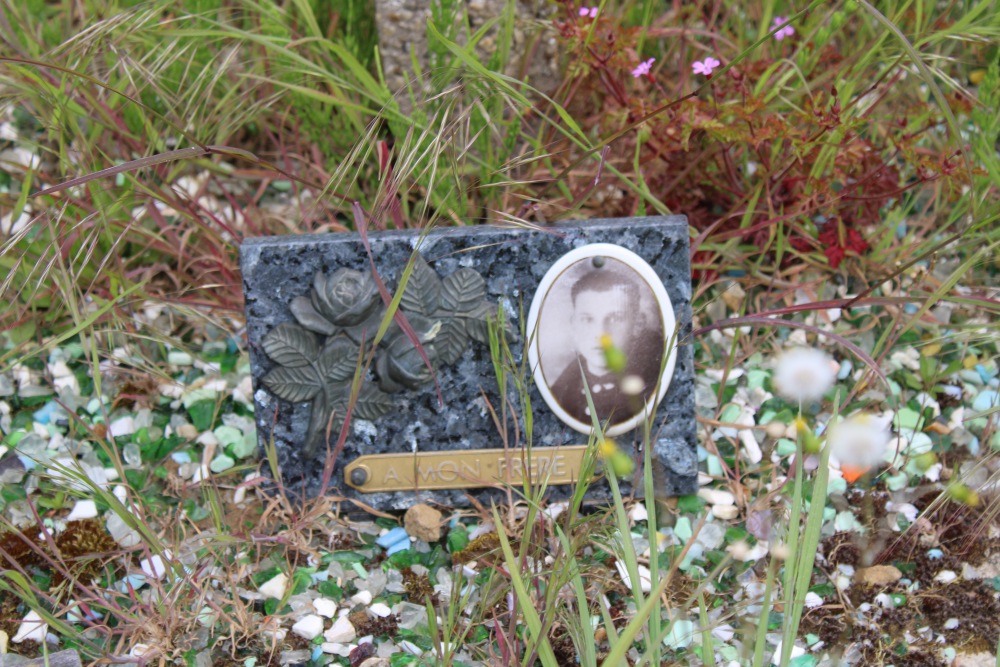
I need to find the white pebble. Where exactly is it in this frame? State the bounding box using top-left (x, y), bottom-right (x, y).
top-left (314, 598), bottom-right (337, 618)
top-left (614, 561), bottom-right (652, 593)
top-left (106, 513), bottom-right (142, 548)
top-left (196, 431), bottom-right (219, 447)
top-left (739, 430), bottom-right (763, 463)
top-left (53, 374), bottom-right (80, 395)
top-left (66, 500), bottom-right (98, 521)
top-left (158, 382), bottom-right (184, 399)
top-left (368, 603), bottom-right (391, 617)
top-left (258, 573), bottom-right (288, 599)
top-left (167, 351), bottom-right (193, 365)
top-left (765, 422), bottom-right (786, 439)
top-left (140, 553), bottom-right (170, 579)
top-left (399, 640), bottom-right (423, 655)
top-left (292, 614), bottom-right (325, 640)
top-left (48, 361), bottom-right (73, 379)
top-left (321, 643), bottom-right (356, 657)
top-left (771, 639), bottom-right (805, 662)
top-left (804, 592), bottom-right (823, 608)
top-left (784, 422), bottom-right (799, 440)
top-left (886, 502), bottom-right (919, 523)
top-left (351, 590), bottom-right (373, 606)
top-left (11, 611), bottom-right (46, 644)
top-left (697, 488), bottom-right (735, 506)
top-left (934, 570), bottom-right (957, 583)
top-left (628, 503), bottom-right (648, 523)
top-left (112, 484), bottom-right (128, 504)
top-left (944, 618), bottom-right (959, 630)
top-left (712, 504), bottom-right (739, 520)
top-left (323, 616), bottom-right (356, 643)
top-left (109, 416), bottom-right (136, 437)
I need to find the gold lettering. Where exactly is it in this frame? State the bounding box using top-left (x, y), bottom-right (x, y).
top-left (497, 454), bottom-right (570, 483)
top-left (416, 460), bottom-right (483, 485)
top-left (459, 460), bottom-right (482, 482)
top-left (383, 466), bottom-right (401, 484)
top-left (552, 455), bottom-right (567, 477)
top-left (347, 446), bottom-right (589, 492)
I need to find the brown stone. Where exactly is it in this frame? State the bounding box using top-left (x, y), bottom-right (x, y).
top-left (720, 281), bottom-right (746, 312)
top-left (952, 653), bottom-right (997, 667)
top-left (404, 503), bottom-right (443, 543)
top-left (854, 565), bottom-right (903, 587)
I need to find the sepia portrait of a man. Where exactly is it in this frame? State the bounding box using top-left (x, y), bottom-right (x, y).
top-left (529, 247), bottom-right (674, 435)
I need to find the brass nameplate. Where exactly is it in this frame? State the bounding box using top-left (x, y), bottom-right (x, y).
top-left (344, 446), bottom-right (591, 492)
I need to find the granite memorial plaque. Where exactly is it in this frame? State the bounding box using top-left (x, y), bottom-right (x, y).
top-left (241, 217), bottom-right (697, 509)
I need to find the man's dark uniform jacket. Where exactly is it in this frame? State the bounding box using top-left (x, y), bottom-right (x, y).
top-left (547, 332), bottom-right (663, 428)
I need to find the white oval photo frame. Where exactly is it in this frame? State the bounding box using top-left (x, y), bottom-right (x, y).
top-left (527, 243), bottom-right (677, 436)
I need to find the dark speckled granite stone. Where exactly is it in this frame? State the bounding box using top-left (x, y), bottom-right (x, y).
top-left (240, 217), bottom-right (696, 509)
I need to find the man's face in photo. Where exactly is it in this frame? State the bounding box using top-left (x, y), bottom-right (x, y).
top-left (571, 285), bottom-right (635, 375)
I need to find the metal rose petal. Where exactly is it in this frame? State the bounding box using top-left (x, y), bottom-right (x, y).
top-left (290, 296), bottom-right (337, 335)
top-left (311, 271), bottom-right (335, 319)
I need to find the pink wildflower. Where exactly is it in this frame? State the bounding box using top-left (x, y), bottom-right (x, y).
top-left (772, 16), bottom-right (795, 41)
top-left (631, 57), bottom-right (655, 78)
top-left (691, 57), bottom-right (720, 76)
top-left (579, 6), bottom-right (598, 18)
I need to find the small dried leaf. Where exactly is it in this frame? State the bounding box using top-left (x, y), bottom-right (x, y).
top-left (263, 322), bottom-right (319, 368)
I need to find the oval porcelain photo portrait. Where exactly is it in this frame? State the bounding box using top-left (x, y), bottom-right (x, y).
top-left (527, 244), bottom-right (678, 436)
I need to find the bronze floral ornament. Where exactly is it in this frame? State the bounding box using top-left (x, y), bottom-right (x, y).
top-left (260, 253), bottom-right (504, 456)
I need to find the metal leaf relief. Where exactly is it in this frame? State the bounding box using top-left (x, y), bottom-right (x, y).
top-left (262, 366), bottom-right (323, 403)
top-left (354, 385), bottom-right (395, 421)
top-left (319, 337), bottom-right (360, 383)
top-left (463, 301), bottom-right (498, 344)
top-left (440, 268), bottom-right (485, 313)
top-left (399, 254), bottom-right (442, 316)
top-left (434, 318), bottom-right (468, 366)
top-left (259, 251), bottom-right (507, 456)
top-left (262, 323), bottom-right (318, 368)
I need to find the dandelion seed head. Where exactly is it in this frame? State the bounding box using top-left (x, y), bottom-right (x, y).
top-left (773, 347), bottom-right (837, 404)
top-left (829, 412), bottom-right (892, 483)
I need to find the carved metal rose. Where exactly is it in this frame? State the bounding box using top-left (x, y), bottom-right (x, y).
top-left (261, 253), bottom-right (509, 456)
top-left (291, 269), bottom-right (381, 337)
top-left (375, 337), bottom-right (434, 392)
top-left (312, 268), bottom-right (379, 326)
top-left (376, 317), bottom-right (441, 392)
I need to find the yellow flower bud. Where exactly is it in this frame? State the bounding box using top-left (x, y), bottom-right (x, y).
top-left (795, 417), bottom-right (821, 454)
top-left (913, 452), bottom-right (938, 471)
top-left (946, 483), bottom-right (980, 507)
top-left (599, 334), bottom-right (628, 374)
top-left (598, 438), bottom-right (635, 478)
